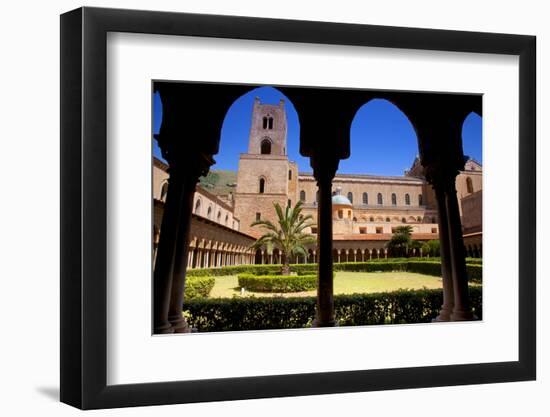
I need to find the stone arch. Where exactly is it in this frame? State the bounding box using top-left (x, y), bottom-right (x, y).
top-left (260, 137), bottom-right (272, 154)
top-left (194, 198), bottom-right (201, 215)
top-left (160, 181), bottom-right (168, 202)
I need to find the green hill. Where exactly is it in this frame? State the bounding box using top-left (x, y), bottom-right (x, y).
top-left (199, 170), bottom-right (238, 196)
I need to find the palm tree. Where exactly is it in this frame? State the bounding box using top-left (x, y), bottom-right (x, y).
top-left (387, 225), bottom-right (413, 258)
top-left (250, 201), bottom-right (316, 275)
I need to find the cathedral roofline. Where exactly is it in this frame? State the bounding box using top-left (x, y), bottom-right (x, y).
top-left (153, 157), bottom-right (169, 172)
top-left (298, 171), bottom-right (425, 183)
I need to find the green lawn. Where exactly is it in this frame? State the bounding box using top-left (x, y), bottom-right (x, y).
top-left (208, 271), bottom-right (444, 298)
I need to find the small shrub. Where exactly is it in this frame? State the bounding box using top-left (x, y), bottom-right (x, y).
top-left (184, 276), bottom-right (215, 299)
top-left (238, 273), bottom-right (317, 292)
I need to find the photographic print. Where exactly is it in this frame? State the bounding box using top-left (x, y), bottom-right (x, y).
top-left (152, 81), bottom-right (482, 334)
top-left (60, 7), bottom-right (535, 408)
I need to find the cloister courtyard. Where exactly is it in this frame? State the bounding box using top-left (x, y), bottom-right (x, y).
top-left (209, 271), bottom-right (453, 298)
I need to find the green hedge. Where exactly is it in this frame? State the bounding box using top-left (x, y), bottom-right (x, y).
top-left (406, 261), bottom-right (482, 284)
top-left (187, 264), bottom-right (282, 277)
top-left (183, 286), bottom-right (482, 332)
top-left (237, 273), bottom-right (317, 292)
top-left (187, 260), bottom-right (482, 283)
top-left (184, 277), bottom-right (215, 299)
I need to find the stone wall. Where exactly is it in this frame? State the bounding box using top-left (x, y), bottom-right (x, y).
top-left (461, 190), bottom-right (482, 234)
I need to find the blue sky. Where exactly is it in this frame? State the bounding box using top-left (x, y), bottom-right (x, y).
top-left (153, 86), bottom-right (482, 175)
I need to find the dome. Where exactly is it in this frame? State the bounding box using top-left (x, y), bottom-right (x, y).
top-left (332, 194), bottom-right (352, 206)
top-left (331, 187), bottom-right (352, 206)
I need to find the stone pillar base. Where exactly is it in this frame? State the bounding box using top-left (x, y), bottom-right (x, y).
top-left (168, 315), bottom-right (192, 333)
top-left (154, 322), bottom-right (174, 334)
top-left (433, 313), bottom-right (451, 322)
top-left (450, 309), bottom-right (477, 321)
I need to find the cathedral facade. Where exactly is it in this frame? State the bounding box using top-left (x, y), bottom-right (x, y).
top-left (153, 98), bottom-right (482, 267)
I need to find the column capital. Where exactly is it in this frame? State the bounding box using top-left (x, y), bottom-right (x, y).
top-left (310, 153), bottom-right (340, 186)
top-left (423, 162), bottom-right (462, 192)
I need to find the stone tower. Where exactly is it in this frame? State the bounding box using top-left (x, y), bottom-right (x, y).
top-left (234, 98), bottom-right (298, 238)
top-left (247, 97), bottom-right (288, 156)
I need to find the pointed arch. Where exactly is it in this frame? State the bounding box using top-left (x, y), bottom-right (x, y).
top-left (260, 138), bottom-right (272, 155)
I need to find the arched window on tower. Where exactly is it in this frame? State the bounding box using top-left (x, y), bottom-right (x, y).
top-left (259, 178), bottom-right (265, 194)
top-left (288, 170), bottom-right (292, 180)
top-left (300, 190), bottom-right (306, 202)
top-left (391, 193), bottom-right (397, 206)
top-left (207, 206), bottom-right (212, 219)
top-left (347, 192), bottom-right (353, 204)
top-left (418, 194), bottom-right (423, 206)
top-left (362, 192), bottom-right (368, 205)
top-left (405, 193), bottom-right (411, 205)
top-left (194, 199), bottom-right (201, 214)
top-left (466, 177), bottom-right (474, 194)
top-left (377, 193), bottom-right (383, 205)
top-left (262, 116), bottom-right (274, 130)
top-left (260, 139), bottom-right (271, 155)
top-left (160, 181), bottom-right (168, 202)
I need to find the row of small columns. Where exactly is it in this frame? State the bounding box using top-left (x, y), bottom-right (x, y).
top-left (255, 250), bottom-right (316, 264)
top-left (333, 247), bottom-right (429, 262)
top-left (188, 247), bottom-right (255, 269)
top-left (335, 248), bottom-right (386, 262)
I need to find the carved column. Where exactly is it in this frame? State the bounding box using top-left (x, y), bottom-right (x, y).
top-left (311, 155), bottom-right (339, 327)
top-left (153, 167), bottom-right (185, 334)
top-left (168, 155), bottom-right (214, 333)
top-left (430, 180), bottom-right (455, 322)
top-left (445, 183), bottom-right (475, 321)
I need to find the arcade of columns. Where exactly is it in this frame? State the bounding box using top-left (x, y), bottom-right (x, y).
top-left (153, 82), bottom-right (480, 333)
top-left (187, 238), bottom-right (255, 269)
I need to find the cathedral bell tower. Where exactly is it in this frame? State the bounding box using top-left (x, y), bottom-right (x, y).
top-left (247, 97), bottom-right (288, 156)
top-left (234, 97), bottom-right (297, 238)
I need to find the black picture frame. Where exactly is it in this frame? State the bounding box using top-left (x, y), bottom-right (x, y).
top-left (60, 6), bottom-right (536, 410)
